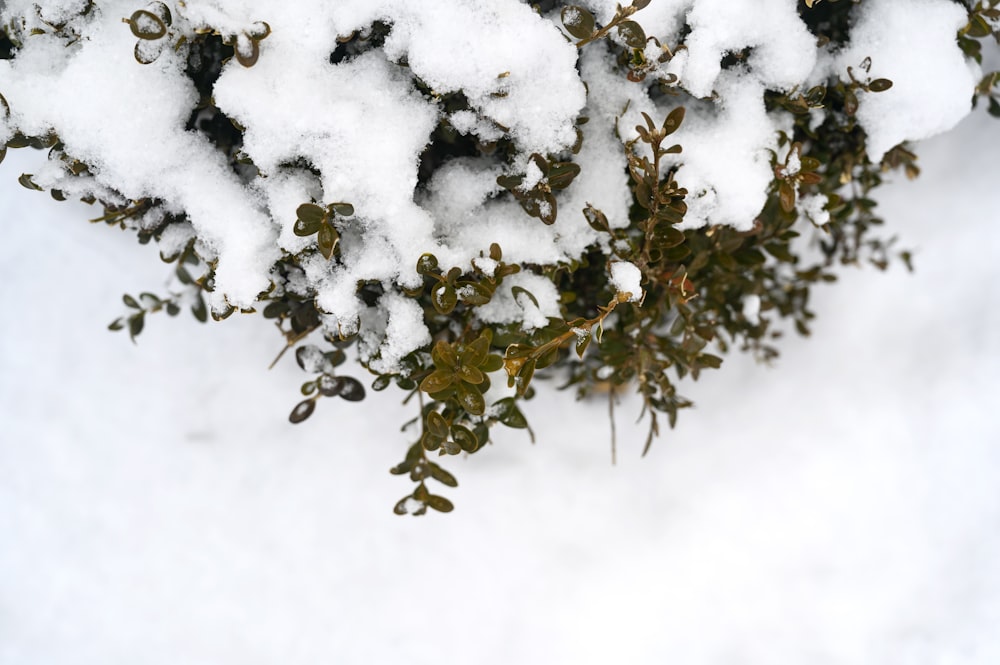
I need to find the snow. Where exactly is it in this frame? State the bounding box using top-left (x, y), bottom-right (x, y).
top-left (610, 260), bottom-right (643, 303)
top-left (0, 0), bottom-right (985, 371)
top-left (3, 12), bottom-right (999, 660)
top-left (742, 293), bottom-right (761, 326)
top-left (835, 0), bottom-right (980, 162)
top-left (2, 107), bottom-right (1000, 661)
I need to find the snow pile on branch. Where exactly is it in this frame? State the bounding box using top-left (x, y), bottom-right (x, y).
top-left (0, 0), bottom-right (981, 372)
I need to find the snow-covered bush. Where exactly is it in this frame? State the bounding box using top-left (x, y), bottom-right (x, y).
top-left (2, 0), bottom-right (998, 514)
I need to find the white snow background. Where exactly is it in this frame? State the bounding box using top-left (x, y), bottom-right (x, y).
top-left (2, 95), bottom-right (1000, 665)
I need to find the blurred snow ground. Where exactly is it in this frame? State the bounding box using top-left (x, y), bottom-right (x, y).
top-left (1, 109), bottom-right (999, 665)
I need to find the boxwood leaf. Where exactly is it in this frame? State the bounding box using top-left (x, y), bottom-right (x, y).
top-left (288, 399), bottom-right (315, 424)
top-left (617, 20), bottom-right (646, 49)
top-left (561, 5), bottom-right (595, 40)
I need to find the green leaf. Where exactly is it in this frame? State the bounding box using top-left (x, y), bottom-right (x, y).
top-left (764, 242), bottom-right (796, 263)
top-left (653, 224), bottom-right (685, 248)
top-left (529, 153), bottom-right (549, 177)
top-left (17, 173), bottom-right (42, 191)
top-left (262, 301), bottom-right (286, 319)
top-left (617, 20), bottom-right (646, 49)
top-left (662, 106), bottom-right (685, 135)
top-left (967, 13), bottom-right (993, 38)
top-left (247, 21), bottom-right (270, 40)
top-left (427, 410), bottom-right (450, 439)
top-left (416, 253), bottom-right (439, 275)
top-left (428, 463), bottom-right (458, 488)
top-left (329, 202), bottom-right (354, 217)
top-left (800, 156), bottom-right (822, 172)
top-left (698, 353), bottom-right (723, 369)
top-left (574, 331), bottom-right (591, 358)
top-left (584, 204), bottom-right (609, 232)
top-left (457, 365), bottom-right (485, 385)
top-left (133, 38), bottom-right (162, 64)
top-left (432, 340), bottom-right (459, 368)
top-left (420, 370), bottom-right (454, 394)
top-left (461, 334), bottom-right (491, 367)
top-left (296, 203), bottom-right (326, 226)
top-left (431, 281), bottom-right (457, 314)
top-left (496, 173), bottom-right (524, 191)
top-left (456, 382), bottom-right (486, 416)
top-left (511, 285), bottom-right (539, 309)
top-left (661, 244), bottom-right (691, 262)
top-left (561, 5), bottom-right (596, 40)
top-left (547, 162), bottom-right (581, 190)
top-left (127, 10), bottom-right (167, 40)
top-left (317, 223), bottom-right (339, 260)
top-left (844, 88), bottom-right (858, 116)
top-left (293, 217), bottom-right (321, 237)
top-left (426, 495), bottom-right (454, 513)
top-left (868, 78), bottom-right (893, 93)
top-left (451, 424), bottom-right (479, 452)
top-left (123, 294), bottom-right (140, 309)
top-left (734, 248), bottom-right (767, 266)
top-left (988, 96), bottom-right (1000, 118)
top-left (192, 295), bottom-right (208, 323)
top-left (318, 375), bottom-right (346, 397)
top-left (288, 399), bottom-right (316, 424)
top-left (538, 192), bottom-right (558, 225)
top-left (338, 377), bottom-right (366, 401)
top-left (779, 180), bottom-right (796, 213)
top-left (108, 318), bottom-right (125, 331)
top-left (422, 432), bottom-right (443, 451)
top-left (481, 354), bottom-right (504, 373)
top-left (458, 281), bottom-right (492, 306)
top-left (234, 37), bottom-right (260, 68)
top-left (496, 398), bottom-right (529, 429)
top-left (515, 359), bottom-right (536, 398)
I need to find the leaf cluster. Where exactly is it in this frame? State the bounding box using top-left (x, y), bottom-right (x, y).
top-left (2, 1), bottom-right (999, 516)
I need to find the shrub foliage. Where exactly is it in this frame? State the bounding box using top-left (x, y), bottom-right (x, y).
top-left (2, 0), bottom-right (998, 514)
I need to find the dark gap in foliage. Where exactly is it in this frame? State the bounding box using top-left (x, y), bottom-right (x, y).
top-left (720, 47), bottom-right (752, 71)
top-left (798, 0), bottom-right (856, 46)
top-left (183, 35), bottom-right (244, 162)
top-left (330, 20), bottom-right (392, 65)
top-left (0, 29), bottom-right (14, 60)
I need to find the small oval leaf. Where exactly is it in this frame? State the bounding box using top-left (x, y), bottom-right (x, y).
top-left (451, 424), bottom-right (479, 453)
top-left (427, 410), bottom-right (450, 439)
top-left (431, 282), bottom-right (457, 314)
top-left (297, 202), bottom-right (325, 224)
top-left (426, 495), bottom-right (454, 513)
top-left (456, 383), bottom-right (486, 416)
top-left (561, 5), bottom-right (596, 40)
top-left (420, 370), bottom-right (454, 394)
top-left (317, 223), bottom-right (339, 260)
top-left (868, 78), bottom-right (893, 93)
top-left (289, 399), bottom-right (316, 424)
top-left (127, 10), bottom-right (166, 40)
top-left (330, 202), bottom-right (354, 217)
top-left (338, 377), bottom-right (366, 402)
top-left (617, 20), bottom-right (647, 49)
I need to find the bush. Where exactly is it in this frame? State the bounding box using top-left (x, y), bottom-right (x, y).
top-left (2, 0), bottom-right (998, 515)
